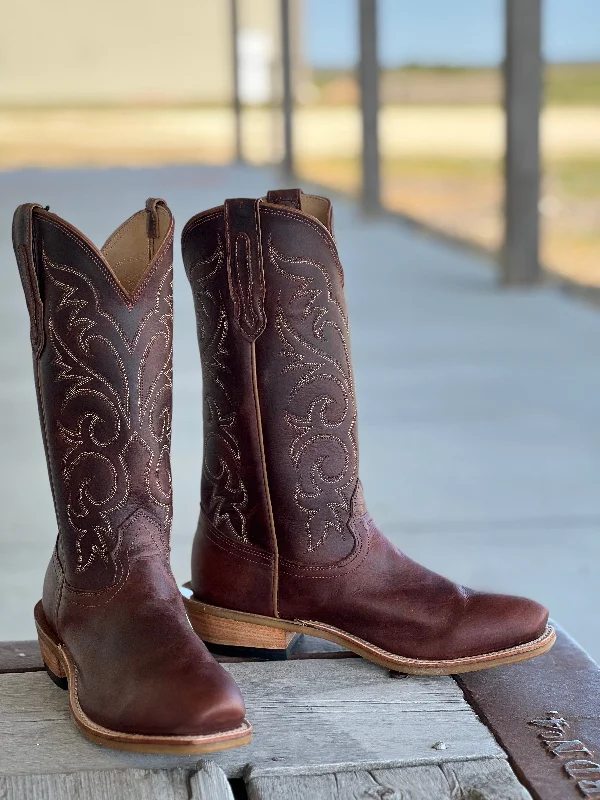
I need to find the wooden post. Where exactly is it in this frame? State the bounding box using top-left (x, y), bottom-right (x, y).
top-left (358, 0), bottom-right (381, 214)
top-left (502, 0), bottom-right (543, 285)
top-left (230, 0), bottom-right (243, 163)
top-left (280, 0), bottom-right (294, 177)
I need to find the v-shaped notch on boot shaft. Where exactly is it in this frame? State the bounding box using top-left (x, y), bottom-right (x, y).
top-left (12, 198), bottom-right (176, 590)
top-left (13, 199), bottom-right (174, 314)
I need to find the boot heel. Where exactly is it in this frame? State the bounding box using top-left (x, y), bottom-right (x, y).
top-left (184, 598), bottom-right (300, 661)
top-left (34, 601), bottom-right (68, 689)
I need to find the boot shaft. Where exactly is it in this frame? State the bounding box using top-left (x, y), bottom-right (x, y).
top-left (14, 201), bottom-right (174, 591)
top-left (183, 191), bottom-right (362, 575)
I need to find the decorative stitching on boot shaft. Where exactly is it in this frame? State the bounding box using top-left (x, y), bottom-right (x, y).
top-left (268, 237), bottom-right (358, 554)
top-left (41, 244), bottom-right (173, 588)
top-left (189, 237), bottom-right (250, 543)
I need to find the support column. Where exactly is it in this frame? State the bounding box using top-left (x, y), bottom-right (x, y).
top-left (503, 0), bottom-right (543, 285)
top-left (230, 0), bottom-right (243, 163)
top-left (280, 0), bottom-right (294, 177)
top-left (358, 0), bottom-right (381, 214)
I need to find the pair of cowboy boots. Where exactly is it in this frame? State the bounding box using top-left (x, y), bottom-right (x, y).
top-left (14, 188), bottom-right (555, 753)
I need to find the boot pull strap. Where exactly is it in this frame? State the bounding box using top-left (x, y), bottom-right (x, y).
top-left (12, 203), bottom-right (45, 356)
top-left (145, 198), bottom-right (167, 260)
top-left (224, 198), bottom-right (266, 341)
top-left (266, 188), bottom-right (302, 210)
top-left (145, 197), bottom-right (167, 239)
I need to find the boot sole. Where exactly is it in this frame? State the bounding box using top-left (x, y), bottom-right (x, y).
top-left (34, 601), bottom-right (252, 754)
top-left (183, 593), bottom-right (556, 675)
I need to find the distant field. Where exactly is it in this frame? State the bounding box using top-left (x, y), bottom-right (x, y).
top-left (312, 63), bottom-right (600, 106)
top-left (297, 154), bottom-right (600, 287)
top-left (0, 64), bottom-right (598, 287)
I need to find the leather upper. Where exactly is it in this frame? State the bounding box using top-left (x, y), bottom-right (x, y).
top-left (14, 202), bottom-right (246, 736)
top-left (183, 190), bottom-right (549, 661)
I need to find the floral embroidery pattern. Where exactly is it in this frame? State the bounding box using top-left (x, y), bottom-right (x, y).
top-left (190, 238), bottom-right (249, 541)
top-left (45, 251), bottom-right (173, 575)
top-left (270, 238), bottom-right (358, 552)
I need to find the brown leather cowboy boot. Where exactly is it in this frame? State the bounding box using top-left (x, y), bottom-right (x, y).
top-left (181, 188), bottom-right (555, 675)
top-left (13, 200), bottom-right (251, 752)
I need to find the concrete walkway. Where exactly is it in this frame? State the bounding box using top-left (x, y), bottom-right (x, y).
top-left (1, 164), bottom-right (599, 660)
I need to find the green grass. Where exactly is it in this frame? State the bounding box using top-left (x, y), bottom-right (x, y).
top-left (545, 64), bottom-right (600, 105)
top-left (547, 157), bottom-right (600, 197)
top-left (310, 63), bottom-right (600, 107)
top-left (299, 154), bottom-right (600, 205)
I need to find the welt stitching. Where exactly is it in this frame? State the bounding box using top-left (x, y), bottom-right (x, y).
top-left (67, 661), bottom-right (249, 739)
top-left (297, 621), bottom-right (552, 665)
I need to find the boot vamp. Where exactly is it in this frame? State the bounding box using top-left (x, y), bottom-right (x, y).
top-left (280, 522), bottom-right (548, 661)
top-left (59, 556), bottom-right (246, 737)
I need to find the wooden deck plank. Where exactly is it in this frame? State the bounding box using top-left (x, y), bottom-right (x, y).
top-left (440, 759), bottom-right (531, 799)
top-left (0, 763), bottom-right (234, 800)
top-left (191, 760), bottom-right (236, 800)
top-left (0, 634), bottom-right (351, 673)
top-left (0, 641), bottom-right (44, 674)
top-left (0, 659), bottom-right (503, 779)
top-left (247, 772), bottom-right (338, 800)
top-left (247, 758), bottom-right (531, 799)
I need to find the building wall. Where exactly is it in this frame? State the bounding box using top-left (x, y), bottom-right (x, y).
top-left (0, 0), bottom-right (283, 106)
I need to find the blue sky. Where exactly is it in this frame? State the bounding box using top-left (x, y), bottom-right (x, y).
top-left (305, 0), bottom-right (600, 67)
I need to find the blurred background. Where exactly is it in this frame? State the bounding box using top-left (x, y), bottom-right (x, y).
top-left (1, 0), bottom-right (599, 657)
top-left (2, 0), bottom-right (599, 286)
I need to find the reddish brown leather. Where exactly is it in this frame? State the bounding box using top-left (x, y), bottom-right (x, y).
top-left (14, 202), bottom-right (245, 736)
top-left (182, 209), bottom-right (277, 579)
top-left (279, 517), bottom-right (548, 660)
top-left (265, 188), bottom-right (302, 210)
top-left (224, 198), bottom-right (266, 341)
top-left (184, 190), bottom-right (549, 661)
top-left (191, 509), bottom-right (276, 617)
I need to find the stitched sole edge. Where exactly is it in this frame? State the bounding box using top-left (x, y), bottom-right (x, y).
top-left (34, 600), bottom-right (252, 754)
top-left (184, 594), bottom-right (556, 676)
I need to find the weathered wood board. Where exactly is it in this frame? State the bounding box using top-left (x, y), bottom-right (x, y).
top-left (247, 758), bottom-right (532, 800)
top-left (0, 640), bottom-right (43, 674)
top-left (0, 634), bottom-right (351, 673)
top-left (0, 761), bottom-right (234, 800)
top-left (0, 759), bottom-right (531, 800)
top-left (0, 659), bottom-right (504, 779)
